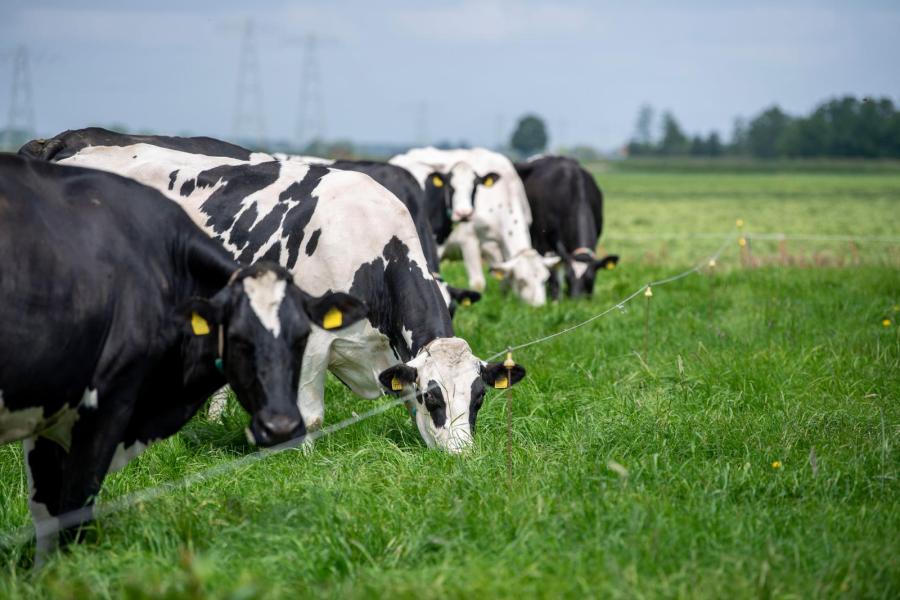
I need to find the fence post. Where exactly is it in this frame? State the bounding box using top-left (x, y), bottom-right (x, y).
top-left (644, 285), bottom-right (653, 362)
top-left (503, 350), bottom-right (515, 485)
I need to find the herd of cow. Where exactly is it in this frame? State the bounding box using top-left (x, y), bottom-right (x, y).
top-left (0, 127), bottom-right (617, 559)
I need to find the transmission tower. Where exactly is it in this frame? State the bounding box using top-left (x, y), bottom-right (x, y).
top-left (3, 45), bottom-right (35, 150)
top-left (232, 19), bottom-right (267, 148)
top-left (295, 33), bottom-right (325, 149)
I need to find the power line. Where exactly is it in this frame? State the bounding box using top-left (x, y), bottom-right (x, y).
top-left (296, 33), bottom-right (325, 149)
top-left (2, 45), bottom-right (35, 150)
top-left (232, 19), bottom-right (267, 149)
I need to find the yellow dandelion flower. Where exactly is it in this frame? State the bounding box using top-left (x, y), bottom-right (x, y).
top-left (883, 319), bottom-right (893, 328)
top-left (771, 460), bottom-right (782, 469)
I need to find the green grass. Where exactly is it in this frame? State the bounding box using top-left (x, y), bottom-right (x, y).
top-left (1, 170), bottom-right (898, 598)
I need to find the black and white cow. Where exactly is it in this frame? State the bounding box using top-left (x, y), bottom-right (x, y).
top-left (21, 129), bottom-right (524, 453)
top-left (277, 155), bottom-right (482, 315)
top-left (515, 155), bottom-right (619, 299)
top-left (0, 154), bottom-right (366, 554)
top-left (391, 147), bottom-right (558, 306)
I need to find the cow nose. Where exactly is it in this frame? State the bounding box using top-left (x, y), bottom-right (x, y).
top-left (255, 411), bottom-right (303, 446)
top-left (453, 209), bottom-right (473, 222)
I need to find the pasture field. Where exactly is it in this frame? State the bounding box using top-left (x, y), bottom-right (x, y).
top-left (1, 169), bottom-right (899, 598)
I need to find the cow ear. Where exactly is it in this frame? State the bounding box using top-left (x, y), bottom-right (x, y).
top-left (378, 364), bottom-right (418, 395)
top-left (481, 362), bottom-right (527, 390)
top-left (428, 172), bottom-right (446, 189)
top-left (178, 296), bottom-right (225, 337)
top-left (303, 291), bottom-right (368, 331)
top-left (595, 254), bottom-right (620, 271)
top-left (478, 172), bottom-right (501, 188)
top-left (447, 286), bottom-right (482, 307)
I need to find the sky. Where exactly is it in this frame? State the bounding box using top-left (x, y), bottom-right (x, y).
top-left (1, 0), bottom-right (899, 151)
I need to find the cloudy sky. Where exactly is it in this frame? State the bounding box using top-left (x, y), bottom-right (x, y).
top-left (1, 0), bottom-right (898, 150)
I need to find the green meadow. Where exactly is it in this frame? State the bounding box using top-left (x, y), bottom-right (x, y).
top-left (1, 167), bottom-right (898, 598)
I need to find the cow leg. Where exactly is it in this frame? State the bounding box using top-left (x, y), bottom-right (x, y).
top-left (23, 436), bottom-right (66, 566)
top-left (37, 381), bottom-right (140, 553)
top-left (459, 227), bottom-right (486, 292)
top-left (207, 386), bottom-right (230, 421)
top-left (547, 266), bottom-right (562, 301)
top-left (298, 330), bottom-right (332, 433)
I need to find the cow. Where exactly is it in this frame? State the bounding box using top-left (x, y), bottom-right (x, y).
top-left (390, 147), bottom-right (557, 307)
top-left (515, 155), bottom-right (619, 299)
top-left (0, 154), bottom-right (366, 557)
top-left (21, 128), bottom-right (526, 453)
top-left (276, 154), bottom-right (481, 315)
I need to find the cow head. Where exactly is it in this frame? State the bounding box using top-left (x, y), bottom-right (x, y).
top-left (184, 263), bottom-right (367, 446)
top-left (377, 338), bottom-right (526, 453)
top-left (490, 249), bottom-right (560, 307)
top-left (447, 161), bottom-right (501, 223)
top-left (563, 250), bottom-right (620, 297)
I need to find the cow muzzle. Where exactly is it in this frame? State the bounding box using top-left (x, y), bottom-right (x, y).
top-left (452, 208), bottom-right (473, 222)
top-left (250, 409), bottom-right (305, 446)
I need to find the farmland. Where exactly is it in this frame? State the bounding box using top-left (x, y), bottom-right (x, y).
top-left (1, 167), bottom-right (898, 598)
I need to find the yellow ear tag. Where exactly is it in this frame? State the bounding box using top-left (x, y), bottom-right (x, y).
top-left (322, 307), bottom-right (343, 330)
top-left (494, 376), bottom-right (509, 389)
top-left (391, 376), bottom-right (404, 391)
top-left (432, 176), bottom-right (444, 188)
top-left (606, 261), bottom-right (616, 270)
top-left (191, 312), bottom-right (211, 336)
top-left (461, 297), bottom-right (472, 306)
top-left (484, 177), bottom-right (494, 187)
top-left (492, 270), bottom-right (504, 281)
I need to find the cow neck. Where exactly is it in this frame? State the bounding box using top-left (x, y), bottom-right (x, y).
top-left (566, 199), bottom-right (598, 254)
top-left (393, 276), bottom-right (453, 362)
top-left (380, 259), bottom-right (453, 363)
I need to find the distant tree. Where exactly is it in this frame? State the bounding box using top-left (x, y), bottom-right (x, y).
top-left (776, 96), bottom-right (900, 158)
top-left (626, 104), bottom-right (656, 156)
top-left (658, 111), bottom-right (689, 156)
top-left (634, 104), bottom-right (655, 145)
top-left (728, 117), bottom-right (748, 155)
top-left (689, 135), bottom-right (705, 156)
top-left (624, 94), bottom-right (900, 160)
top-left (746, 106), bottom-right (792, 158)
top-left (510, 114), bottom-right (548, 157)
top-left (706, 132), bottom-right (723, 156)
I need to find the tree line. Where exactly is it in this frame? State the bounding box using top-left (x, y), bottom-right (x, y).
top-left (627, 96), bottom-right (900, 159)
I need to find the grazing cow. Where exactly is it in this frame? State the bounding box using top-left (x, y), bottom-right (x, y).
top-left (0, 155), bottom-right (366, 555)
top-left (391, 147), bottom-right (557, 306)
top-left (21, 129), bottom-right (524, 453)
top-left (277, 154), bottom-right (481, 315)
top-left (515, 155), bottom-right (619, 299)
